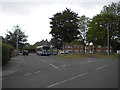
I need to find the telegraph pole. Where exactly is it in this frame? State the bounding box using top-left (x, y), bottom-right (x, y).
top-left (107, 23), bottom-right (110, 55)
top-left (16, 25), bottom-right (19, 54)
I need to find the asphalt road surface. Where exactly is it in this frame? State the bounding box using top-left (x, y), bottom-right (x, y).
top-left (2, 53), bottom-right (118, 88)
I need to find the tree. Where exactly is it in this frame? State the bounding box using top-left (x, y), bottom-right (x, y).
top-left (78, 15), bottom-right (90, 54)
top-left (100, 2), bottom-right (120, 52)
top-left (86, 14), bottom-right (107, 46)
top-left (49, 8), bottom-right (80, 51)
top-left (101, 2), bottom-right (120, 16)
top-left (86, 2), bottom-right (120, 53)
top-left (49, 37), bottom-right (62, 49)
top-left (5, 25), bottom-right (28, 50)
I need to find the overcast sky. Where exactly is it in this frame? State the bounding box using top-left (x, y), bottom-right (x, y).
top-left (0, 0), bottom-right (119, 45)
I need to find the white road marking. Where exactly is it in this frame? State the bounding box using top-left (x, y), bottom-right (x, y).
top-left (23, 73), bottom-right (32, 76)
top-left (41, 60), bottom-right (47, 62)
top-left (47, 72), bottom-right (88, 88)
top-left (96, 64), bottom-right (108, 70)
top-left (49, 64), bottom-right (58, 69)
top-left (34, 71), bottom-right (41, 74)
top-left (63, 65), bottom-right (66, 67)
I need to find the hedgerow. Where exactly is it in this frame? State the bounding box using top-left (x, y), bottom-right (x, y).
top-left (2, 43), bottom-right (13, 65)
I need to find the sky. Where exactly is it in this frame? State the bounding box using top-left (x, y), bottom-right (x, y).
top-left (0, 0), bottom-right (119, 45)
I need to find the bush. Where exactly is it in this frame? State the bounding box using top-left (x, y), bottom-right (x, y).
top-left (22, 45), bottom-right (36, 53)
top-left (2, 43), bottom-right (13, 65)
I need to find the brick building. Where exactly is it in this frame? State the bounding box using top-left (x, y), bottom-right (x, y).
top-left (64, 45), bottom-right (112, 54)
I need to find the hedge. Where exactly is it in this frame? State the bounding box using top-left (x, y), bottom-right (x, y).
top-left (22, 45), bottom-right (36, 53)
top-left (2, 43), bottom-right (13, 65)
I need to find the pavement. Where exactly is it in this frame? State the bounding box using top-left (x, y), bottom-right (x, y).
top-left (0, 54), bottom-right (23, 89)
top-left (1, 54), bottom-right (23, 78)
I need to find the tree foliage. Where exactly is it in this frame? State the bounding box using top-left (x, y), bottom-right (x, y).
top-left (86, 2), bottom-right (120, 52)
top-left (101, 2), bottom-right (120, 16)
top-left (22, 45), bottom-right (36, 53)
top-left (66, 40), bottom-right (82, 47)
top-left (78, 15), bottom-right (90, 40)
top-left (5, 25), bottom-right (28, 49)
top-left (2, 38), bottom-right (13, 65)
top-left (49, 8), bottom-right (80, 44)
top-left (78, 15), bottom-right (90, 54)
top-left (49, 37), bottom-right (62, 49)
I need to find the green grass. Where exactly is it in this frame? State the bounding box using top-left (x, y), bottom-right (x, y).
top-left (56, 53), bottom-right (118, 59)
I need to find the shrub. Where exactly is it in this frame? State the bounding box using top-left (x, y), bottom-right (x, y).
top-left (2, 43), bottom-right (13, 65)
top-left (22, 45), bottom-right (36, 53)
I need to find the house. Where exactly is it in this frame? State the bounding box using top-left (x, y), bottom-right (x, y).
top-left (34, 39), bottom-right (50, 46)
top-left (34, 40), bottom-right (112, 54)
top-left (64, 44), bottom-right (112, 54)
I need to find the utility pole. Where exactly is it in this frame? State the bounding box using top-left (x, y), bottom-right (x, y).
top-left (107, 23), bottom-right (110, 55)
top-left (16, 25), bottom-right (19, 54)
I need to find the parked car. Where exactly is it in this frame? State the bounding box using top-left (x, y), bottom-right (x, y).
top-left (59, 50), bottom-right (69, 54)
top-left (19, 50), bottom-right (24, 53)
top-left (116, 50), bottom-right (120, 54)
top-left (23, 50), bottom-right (29, 55)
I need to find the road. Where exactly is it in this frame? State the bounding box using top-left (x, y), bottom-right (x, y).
top-left (2, 53), bottom-right (118, 88)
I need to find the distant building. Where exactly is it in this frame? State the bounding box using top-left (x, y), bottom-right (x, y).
top-left (34, 40), bottom-right (112, 54)
top-left (34, 39), bottom-right (50, 46)
top-left (64, 45), bottom-right (112, 54)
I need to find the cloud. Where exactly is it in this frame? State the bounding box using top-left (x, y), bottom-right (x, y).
top-left (0, 0), bottom-right (119, 44)
top-left (1, 2), bottom-right (33, 16)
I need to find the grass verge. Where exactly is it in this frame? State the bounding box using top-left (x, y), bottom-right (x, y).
top-left (56, 53), bottom-right (119, 59)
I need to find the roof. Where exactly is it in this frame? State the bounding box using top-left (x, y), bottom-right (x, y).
top-left (34, 39), bottom-right (50, 46)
